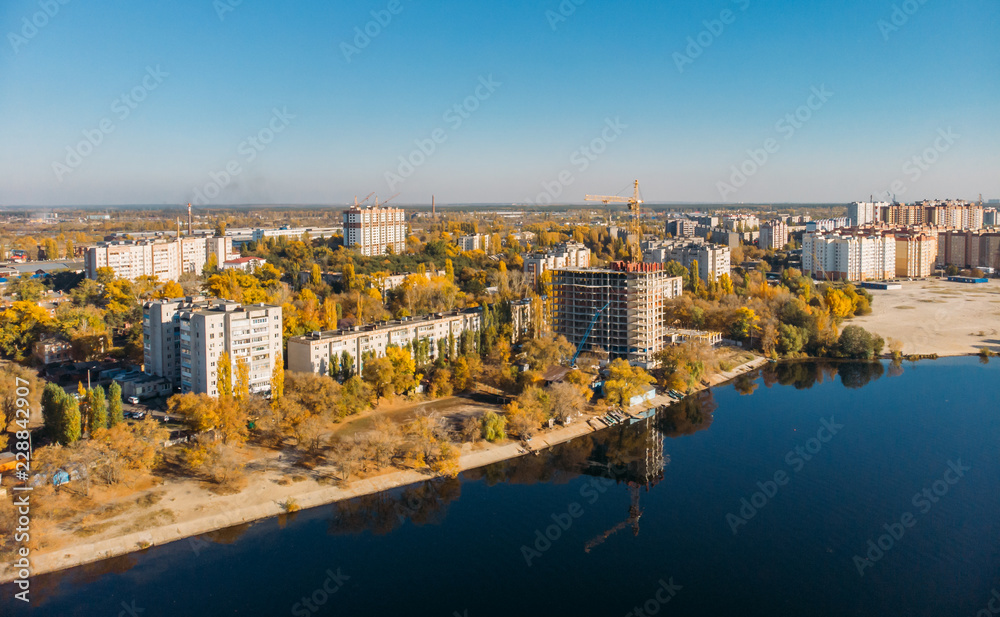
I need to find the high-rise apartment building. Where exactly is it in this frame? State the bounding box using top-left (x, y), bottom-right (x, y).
top-left (643, 238), bottom-right (731, 282)
top-left (803, 231), bottom-right (895, 281)
top-left (143, 297), bottom-right (283, 397)
top-left (847, 201), bottom-right (888, 227)
top-left (457, 234), bottom-right (492, 253)
top-left (343, 205), bottom-right (407, 256)
top-left (552, 262), bottom-right (684, 368)
top-left (665, 219), bottom-right (696, 238)
top-left (522, 242), bottom-right (591, 285)
top-left (894, 233), bottom-right (937, 278)
top-left (86, 236), bottom-right (235, 281)
top-left (759, 220), bottom-right (789, 251)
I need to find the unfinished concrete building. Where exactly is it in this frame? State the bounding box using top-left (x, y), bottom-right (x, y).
top-left (552, 262), bottom-right (683, 368)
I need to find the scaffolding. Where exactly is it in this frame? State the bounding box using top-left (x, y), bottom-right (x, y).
top-left (552, 263), bottom-right (673, 367)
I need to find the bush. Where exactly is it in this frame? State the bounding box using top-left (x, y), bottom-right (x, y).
top-left (838, 325), bottom-right (884, 360)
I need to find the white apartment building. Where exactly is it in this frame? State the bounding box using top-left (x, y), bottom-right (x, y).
top-left (759, 221), bottom-right (789, 251)
top-left (251, 227), bottom-right (342, 244)
top-left (848, 201), bottom-right (889, 227)
top-left (287, 309), bottom-right (482, 376)
top-left (803, 232), bottom-right (895, 281)
top-left (457, 234), bottom-right (491, 253)
top-left (143, 297), bottom-right (283, 397)
top-left (86, 236), bottom-right (235, 281)
top-left (522, 242), bottom-right (591, 285)
top-left (343, 205), bottom-right (407, 256)
top-left (643, 238), bottom-right (731, 282)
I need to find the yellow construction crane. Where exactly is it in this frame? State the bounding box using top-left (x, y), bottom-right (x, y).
top-left (586, 180), bottom-right (644, 262)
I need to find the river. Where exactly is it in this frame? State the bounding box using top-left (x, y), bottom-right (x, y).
top-left (8, 357), bottom-right (1000, 616)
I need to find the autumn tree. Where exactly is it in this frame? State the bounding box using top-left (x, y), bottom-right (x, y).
top-left (271, 354), bottom-right (284, 406)
top-left (602, 359), bottom-right (656, 409)
top-left (362, 357), bottom-right (396, 401)
top-left (234, 357), bottom-right (250, 400)
top-left (217, 351), bottom-right (233, 397)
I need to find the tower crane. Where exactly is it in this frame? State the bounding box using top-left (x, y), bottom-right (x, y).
top-left (375, 193), bottom-right (400, 207)
top-left (353, 192), bottom-right (375, 207)
top-left (586, 180), bottom-right (644, 262)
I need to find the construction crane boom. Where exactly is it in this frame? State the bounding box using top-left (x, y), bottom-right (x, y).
top-left (571, 302), bottom-right (610, 367)
top-left (586, 180), bottom-right (644, 262)
top-left (353, 192), bottom-right (375, 207)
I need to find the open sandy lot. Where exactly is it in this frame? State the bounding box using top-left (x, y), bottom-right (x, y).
top-left (852, 278), bottom-right (1000, 356)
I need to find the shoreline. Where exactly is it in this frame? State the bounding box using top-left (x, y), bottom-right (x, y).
top-left (1, 355), bottom-right (762, 583)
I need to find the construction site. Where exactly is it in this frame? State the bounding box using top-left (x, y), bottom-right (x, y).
top-left (551, 181), bottom-right (685, 368)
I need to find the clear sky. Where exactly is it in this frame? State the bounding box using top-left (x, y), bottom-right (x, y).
top-left (1, 0), bottom-right (997, 207)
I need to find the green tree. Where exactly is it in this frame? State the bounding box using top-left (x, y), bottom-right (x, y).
top-left (340, 351), bottom-right (354, 380)
top-left (108, 381), bottom-right (124, 427)
top-left (88, 385), bottom-right (108, 432)
top-left (61, 392), bottom-right (82, 444)
top-left (730, 307), bottom-right (760, 343)
top-left (41, 382), bottom-right (64, 440)
top-left (480, 410), bottom-right (507, 442)
top-left (838, 325), bottom-right (884, 360)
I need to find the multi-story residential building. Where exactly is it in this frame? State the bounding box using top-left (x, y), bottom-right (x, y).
top-left (894, 233), bottom-right (937, 278)
top-left (250, 227), bottom-right (342, 244)
top-left (551, 262), bottom-right (684, 368)
top-left (848, 201), bottom-right (888, 226)
top-left (522, 242), bottom-right (591, 285)
top-left (86, 236), bottom-right (235, 281)
top-left (143, 297), bottom-right (283, 397)
top-left (456, 234), bottom-right (492, 253)
top-left (33, 336), bottom-right (74, 365)
top-left (722, 214), bottom-right (759, 232)
top-left (343, 205), bottom-right (407, 256)
top-left (643, 238), bottom-right (731, 282)
top-left (802, 231), bottom-right (895, 281)
top-left (937, 230), bottom-right (1000, 270)
top-left (221, 256), bottom-right (267, 272)
top-left (805, 217), bottom-right (851, 233)
top-left (984, 208), bottom-right (998, 227)
top-left (759, 221), bottom-right (789, 251)
top-left (287, 309), bottom-right (482, 376)
top-left (880, 201), bottom-right (984, 230)
top-left (665, 218), bottom-right (696, 238)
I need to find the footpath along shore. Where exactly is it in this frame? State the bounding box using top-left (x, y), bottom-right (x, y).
top-left (5, 355), bottom-right (769, 583)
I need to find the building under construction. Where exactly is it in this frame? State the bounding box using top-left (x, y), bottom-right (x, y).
top-left (552, 261), bottom-right (683, 368)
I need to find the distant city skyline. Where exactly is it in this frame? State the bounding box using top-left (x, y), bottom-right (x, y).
top-left (1, 0), bottom-right (997, 207)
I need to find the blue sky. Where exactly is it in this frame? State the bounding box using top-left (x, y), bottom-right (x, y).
top-left (1, 0), bottom-right (997, 206)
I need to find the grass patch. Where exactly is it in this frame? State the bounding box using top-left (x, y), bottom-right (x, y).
top-left (290, 475), bottom-right (308, 483)
top-left (72, 520), bottom-right (116, 538)
top-left (894, 306), bottom-right (916, 310)
top-left (118, 509), bottom-right (175, 535)
top-left (136, 491), bottom-right (165, 509)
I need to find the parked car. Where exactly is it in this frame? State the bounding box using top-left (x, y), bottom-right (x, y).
top-left (127, 396), bottom-right (139, 404)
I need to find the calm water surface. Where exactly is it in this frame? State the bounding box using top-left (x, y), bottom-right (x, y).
top-left (7, 357), bottom-right (1000, 616)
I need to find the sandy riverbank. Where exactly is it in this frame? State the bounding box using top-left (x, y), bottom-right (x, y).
top-left (851, 278), bottom-right (1000, 357)
top-left (2, 355), bottom-right (768, 584)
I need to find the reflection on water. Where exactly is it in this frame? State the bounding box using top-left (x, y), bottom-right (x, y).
top-left (329, 391), bottom-right (721, 537)
top-left (760, 360), bottom-right (889, 390)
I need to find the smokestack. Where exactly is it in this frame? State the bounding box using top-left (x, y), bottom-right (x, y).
top-left (187, 202), bottom-right (193, 235)
top-left (432, 195), bottom-right (435, 217)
